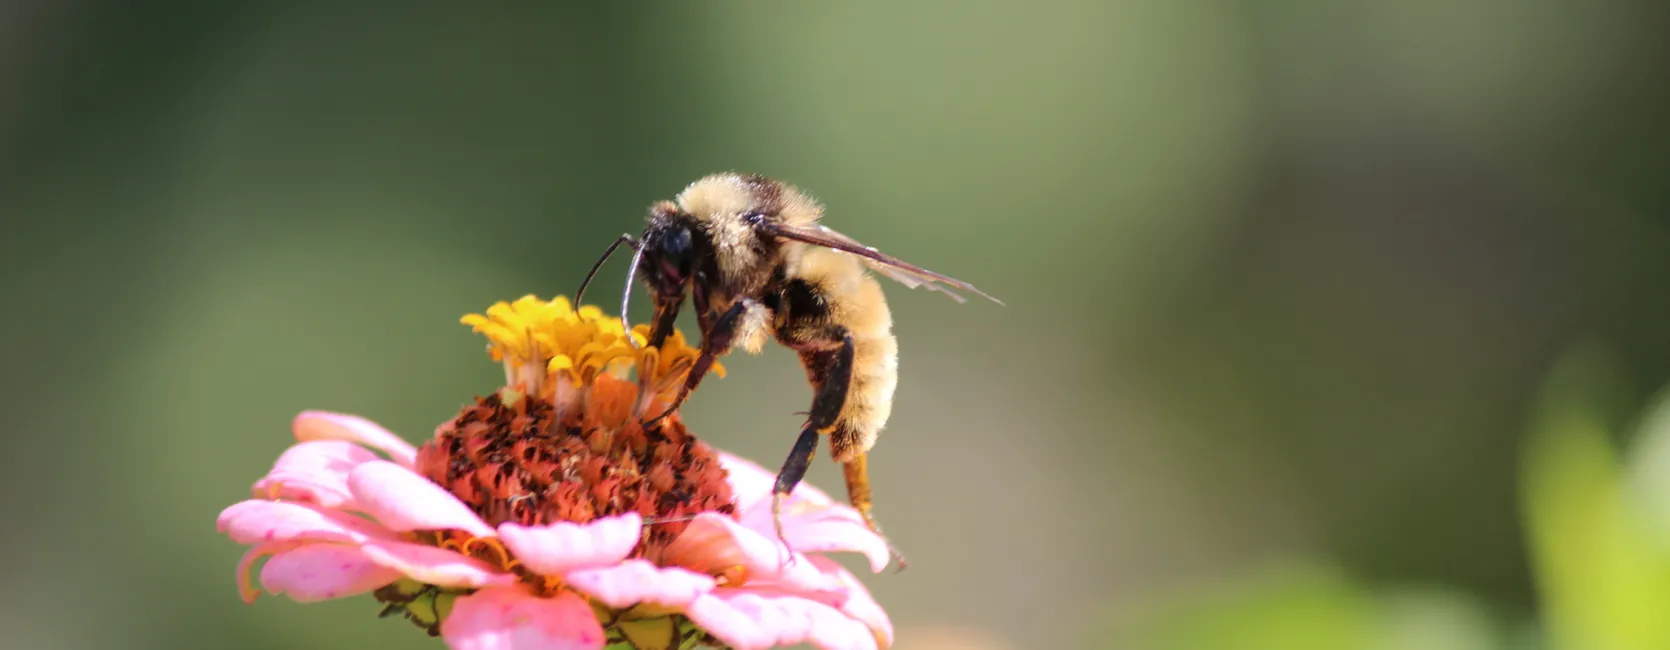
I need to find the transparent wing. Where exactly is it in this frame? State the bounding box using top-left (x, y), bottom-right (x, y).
top-left (758, 222), bottom-right (1003, 305)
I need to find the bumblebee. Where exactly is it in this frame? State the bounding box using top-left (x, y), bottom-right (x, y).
top-left (577, 173), bottom-right (999, 568)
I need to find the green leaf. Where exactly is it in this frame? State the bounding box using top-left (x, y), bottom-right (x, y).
top-left (1521, 351), bottom-right (1670, 650)
top-left (1625, 384), bottom-right (1670, 541)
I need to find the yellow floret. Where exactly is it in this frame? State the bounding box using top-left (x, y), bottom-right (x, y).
top-left (460, 295), bottom-right (721, 394)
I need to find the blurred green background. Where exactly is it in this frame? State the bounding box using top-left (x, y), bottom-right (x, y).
top-left (4, 2), bottom-right (1670, 649)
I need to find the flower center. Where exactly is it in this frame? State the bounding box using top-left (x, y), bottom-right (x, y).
top-left (408, 296), bottom-right (736, 591)
top-left (413, 381), bottom-right (736, 563)
top-left (375, 295), bottom-right (739, 636)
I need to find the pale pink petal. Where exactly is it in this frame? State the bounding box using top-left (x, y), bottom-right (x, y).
top-left (441, 587), bottom-right (606, 650)
top-left (746, 504), bottom-right (891, 574)
top-left (250, 440), bottom-right (379, 508)
top-left (716, 451), bottom-right (780, 514)
top-left (292, 410), bottom-right (418, 468)
top-left (719, 451), bottom-right (836, 514)
top-left (809, 556), bottom-right (894, 648)
top-left (497, 513), bottom-right (642, 576)
top-left (235, 540), bottom-right (303, 604)
top-left (259, 543), bottom-right (403, 602)
top-left (217, 499), bottom-right (396, 546)
top-left (661, 513), bottom-right (843, 596)
top-left (720, 452), bottom-right (889, 571)
top-left (347, 460), bottom-right (494, 536)
top-left (686, 589), bottom-right (878, 650)
top-left (357, 539), bottom-right (516, 589)
top-left (563, 559), bottom-right (715, 609)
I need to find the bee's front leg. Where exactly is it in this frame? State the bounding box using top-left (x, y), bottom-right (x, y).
top-left (644, 297), bottom-right (759, 426)
top-left (645, 291), bottom-right (685, 350)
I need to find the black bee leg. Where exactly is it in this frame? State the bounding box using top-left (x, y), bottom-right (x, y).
top-left (644, 299), bottom-right (751, 426)
top-left (770, 332), bottom-right (855, 562)
top-left (645, 292), bottom-right (685, 349)
top-left (691, 271), bottom-right (715, 336)
top-left (801, 333), bottom-right (855, 434)
top-left (770, 426), bottom-right (821, 564)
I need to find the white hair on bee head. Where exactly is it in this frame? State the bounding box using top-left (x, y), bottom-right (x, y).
top-left (671, 173), bottom-right (819, 287)
top-left (675, 173), bottom-right (822, 227)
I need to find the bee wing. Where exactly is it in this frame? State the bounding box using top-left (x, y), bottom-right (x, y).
top-left (758, 222), bottom-right (1003, 305)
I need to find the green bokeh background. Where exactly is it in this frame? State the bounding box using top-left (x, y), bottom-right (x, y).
top-left (3, 2), bottom-right (1668, 649)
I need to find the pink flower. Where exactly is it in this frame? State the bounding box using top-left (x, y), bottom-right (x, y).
top-left (218, 409), bottom-right (895, 650)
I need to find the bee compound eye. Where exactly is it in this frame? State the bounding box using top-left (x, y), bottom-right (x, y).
top-left (663, 227), bottom-right (692, 256)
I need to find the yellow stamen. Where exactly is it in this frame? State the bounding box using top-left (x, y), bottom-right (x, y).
top-left (715, 565), bottom-right (749, 587)
top-left (460, 295), bottom-right (721, 398)
top-left (434, 536), bottom-right (520, 572)
top-left (460, 536), bottom-right (517, 572)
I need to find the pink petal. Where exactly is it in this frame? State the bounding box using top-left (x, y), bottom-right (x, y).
top-left (686, 589), bottom-right (878, 650)
top-left (441, 587), bottom-right (606, 650)
top-left (497, 513), bottom-right (642, 576)
top-left (563, 559), bottom-right (716, 609)
top-left (292, 410), bottom-right (418, 468)
top-left (259, 543), bottom-right (403, 602)
top-left (809, 556), bottom-right (893, 648)
top-left (217, 499), bottom-right (396, 546)
top-left (358, 539), bottom-right (517, 589)
top-left (718, 451), bottom-right (836, 514)
top-left (719, 452), bottom-right (889, 572)
top-left (348, 460), bottom-right (494, 537)
top-left (744, 503), bottom-right (891, 574)
top-left (250, 440), bottom-right (380, 508)
top-left (235, 541), bottom-right (303, 604)
top-left (716, 451), bottom-right (780, 514)
top-left (661, 514), bottom-right (844, 597)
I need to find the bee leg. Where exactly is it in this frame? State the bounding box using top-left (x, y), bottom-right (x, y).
top-left (841, 453), bottom-right (908, 572)
top-left (644, 298), bottom-right (752, 426)
top-left (770, 332), bottom-right (855, 564)
top-left (771, 425), bottom-right (822, 566)
top-left (645, 291), bottom-right (685, 349)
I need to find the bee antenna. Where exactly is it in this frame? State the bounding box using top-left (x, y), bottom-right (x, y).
top-left (575, 233), bottom-right (638, 305)
top-left (620, 242), bottom-right (646, 348)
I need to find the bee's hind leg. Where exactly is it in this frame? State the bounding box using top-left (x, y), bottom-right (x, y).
top-left (839, 452), bottom-right (908, 572)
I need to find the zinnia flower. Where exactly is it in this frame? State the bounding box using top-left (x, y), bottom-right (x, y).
top-left (217, 295), bottom-right (894, 649)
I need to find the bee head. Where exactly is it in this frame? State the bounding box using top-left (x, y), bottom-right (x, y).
top-left (637, 201), bottom-right (701, 299)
